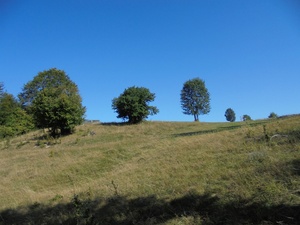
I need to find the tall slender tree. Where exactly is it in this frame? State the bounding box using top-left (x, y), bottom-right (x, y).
top-left (0, 82), bottom-right (4, 98)
top-left (180, 78), bottom-right (210, 121)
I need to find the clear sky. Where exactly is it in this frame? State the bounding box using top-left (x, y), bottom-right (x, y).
top-left (1, 0), bottom-right (299, 122)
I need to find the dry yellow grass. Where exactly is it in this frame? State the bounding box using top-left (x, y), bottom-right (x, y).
top-left (0, 116), bottom-right (299, 224)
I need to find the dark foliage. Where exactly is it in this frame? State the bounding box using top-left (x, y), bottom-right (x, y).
top-left (225, 108), bottom-right (236, 122)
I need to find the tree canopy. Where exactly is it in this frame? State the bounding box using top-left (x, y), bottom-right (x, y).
top-left (19, 68), bottom-right (78, 109)
top-left (180, 78), bottom-right (210, 121)
top-left (225, 108), bottom-right (236, 122)
top-left (19, 68), bottom-right (86, 135)
top-left (112, 86), bottom-right (159, 124)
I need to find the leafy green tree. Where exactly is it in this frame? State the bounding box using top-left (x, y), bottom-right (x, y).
top-left (19, 68), bottom-right (86, 135)
top-left (2, 106), bottom-right (34, 137)
top-left (0, 88), bottom-right (34, 138)
top-left (268, 112), bottom-right (278, 119)
top-left (0, 93), bottom-right (19, 125)
top-left (242, 114), bottom-right (252, 121)
top-left (112, 86), bottom-right (159, 124)
top-left (225, 108), bottom-right (236, 122)
top-left (180, 78), bottom-right (210, 121)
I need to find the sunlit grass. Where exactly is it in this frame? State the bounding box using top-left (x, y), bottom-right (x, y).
top-left (0, 116), bottom-right (299, 224)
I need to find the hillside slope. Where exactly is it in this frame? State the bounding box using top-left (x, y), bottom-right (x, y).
top-left (0, 116), bottom-right (299, 224)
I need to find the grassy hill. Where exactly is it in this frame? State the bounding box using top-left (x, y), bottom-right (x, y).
top-left (0, 116), bottom-right (299, 225)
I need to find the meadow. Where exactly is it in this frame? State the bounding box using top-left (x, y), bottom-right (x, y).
top-left (0, 115), bottom-right (299, 225)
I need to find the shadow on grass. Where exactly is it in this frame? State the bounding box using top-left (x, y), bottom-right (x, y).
top-left (1, 192), bottom-right (299, 225)
top-left (174, 121), bottom-right (270, 137)
top-left (287, 129), bottom-right (300, 143)
top-left (174, 125), bottom-right (243, 137)
top-left (100, 122), bottom-right (132, 127)
top-left (290, 159), bottom-right (300, 176)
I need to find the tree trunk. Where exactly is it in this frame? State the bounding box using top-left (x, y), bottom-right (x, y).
top-left (194, 114), bottom-right (199, 122)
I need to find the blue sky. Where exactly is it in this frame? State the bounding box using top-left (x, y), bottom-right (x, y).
top-left (1, 0), bottom-right (299, 122)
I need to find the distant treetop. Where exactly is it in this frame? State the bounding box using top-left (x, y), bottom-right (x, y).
top-left (242, 114), bottom-right (252, 121)
top-left (268, 112), bottom-right (278, 119)
top-left (225, 108), bottom-right (236, 122)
